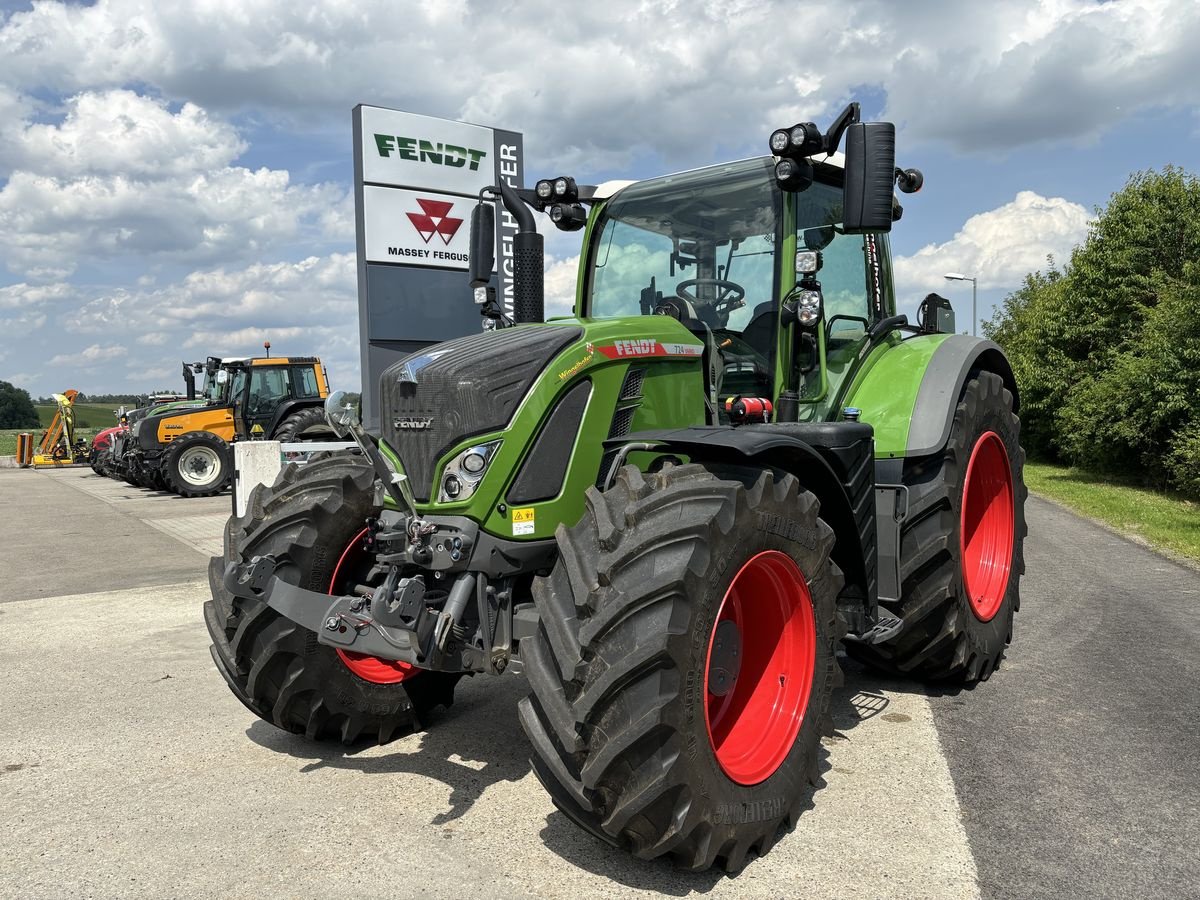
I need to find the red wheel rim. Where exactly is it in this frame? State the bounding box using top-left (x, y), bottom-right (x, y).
top-left (330, 527), bottom-right (417, 684)
top-left (703, 550), bottom-right (816, 785)
top-left (960, 431), bottom-right (1015, 622)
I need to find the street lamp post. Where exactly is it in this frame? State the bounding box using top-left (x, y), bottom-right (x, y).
top-left (944, 272), bottom-right (977, 336)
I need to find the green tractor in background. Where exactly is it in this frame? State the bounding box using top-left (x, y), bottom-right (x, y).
top-left (207, 103), bottom-right (1026, 872)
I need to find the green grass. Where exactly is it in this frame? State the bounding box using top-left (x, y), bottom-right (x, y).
top-left (1, 427), bottom-right (102, 457)
top-left (1025, 461), bottom-right (1200, 564)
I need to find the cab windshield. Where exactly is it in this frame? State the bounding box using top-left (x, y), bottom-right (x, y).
top-left (587, 158), bottom-right (781, 342)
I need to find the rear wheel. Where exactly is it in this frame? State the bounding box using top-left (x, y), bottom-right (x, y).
top-left (846, 371), bottom-right (1027, 682)
top-left (163, 432), bottom-right (230, 497)
top-left (204, 453), bottom-right (460, 743)
top-left (519, 463), bottom-right (842, 871)
top-left (272, 406), bottom-right (334, 442)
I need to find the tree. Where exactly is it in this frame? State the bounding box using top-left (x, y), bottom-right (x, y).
top-left (0, 381), bottom-right (40, 429)
top-left (985, 167), bottom-right (1200, 497)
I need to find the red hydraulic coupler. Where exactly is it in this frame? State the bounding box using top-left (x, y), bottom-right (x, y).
top-left (725, 395), bottom-right (773, 425)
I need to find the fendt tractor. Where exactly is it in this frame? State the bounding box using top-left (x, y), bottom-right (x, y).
top-left (206, 103), bottom-right (1026, 872)
top-left (125, 353), bottom-right (332, 496)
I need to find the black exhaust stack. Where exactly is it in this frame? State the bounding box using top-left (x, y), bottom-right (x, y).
top-left (499, 180), bottom-right (544, 324)
top-left (182, 362), bottom-right (197, 400)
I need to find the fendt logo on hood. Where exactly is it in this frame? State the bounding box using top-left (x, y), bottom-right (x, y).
top-left (374, 134), bottom-right (488, 171)
top-left (406, 198), bottom-right (463, 245)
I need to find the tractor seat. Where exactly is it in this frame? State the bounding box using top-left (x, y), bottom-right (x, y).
top-left (739, 301), bottom-right (776, 359)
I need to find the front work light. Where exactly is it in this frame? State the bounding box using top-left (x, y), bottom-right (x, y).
top-left (535, 179), bottom-right (555, 200)
top-left (548, 202), bottom-right (587, 232)
top-left (769, 129), bottom-right (791, 154)
top-left (774, 158), bottom-right (813, 192)
top-left (552, 176), bottom-right (577, 199)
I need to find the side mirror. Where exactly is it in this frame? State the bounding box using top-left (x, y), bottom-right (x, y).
top-left (842, 122), bottom-right (896, 234)
top-left (324, 390), bottom-right (360, 437)
top-left (468, 201), bottom-right (495, 290)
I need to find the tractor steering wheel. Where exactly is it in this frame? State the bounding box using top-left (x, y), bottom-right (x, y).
top-left (675, 278), bottom-right (745, 309)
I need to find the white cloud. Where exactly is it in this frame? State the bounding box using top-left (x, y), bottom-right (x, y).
top-left (48, 343), bottom-right (127, 367)
top-left (0, 281), bottom-right (75, 310)
top-left (544, 254), bottom-right (580, 318)
top-left (0, 89), bottom-right (244, 177)
top-left (54, 253), bottom-right (362, 393)
top-left (0, 90), bottom-right (347, 279)
top-left (2, 1), bottom-right (1198, 171)
top-left (893, 190), bottom-right (1089, 307)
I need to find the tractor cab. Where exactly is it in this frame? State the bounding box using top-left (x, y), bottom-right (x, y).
top-left (582, 155), bottom-right (896, 422)
top-left (221, 357), bottom-right (329, 439)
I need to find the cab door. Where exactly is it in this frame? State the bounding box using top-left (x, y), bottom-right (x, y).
top-left (240, 366), bottom-right (292, 438)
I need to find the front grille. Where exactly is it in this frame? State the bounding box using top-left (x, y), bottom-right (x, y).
top-left (379, 325), bottom-right (582, 502)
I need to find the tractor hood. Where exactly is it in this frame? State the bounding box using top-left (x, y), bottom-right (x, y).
top-left (378, 317), bottom-right (709, 536)
top-left (380, 325), bottom-right (583, 503)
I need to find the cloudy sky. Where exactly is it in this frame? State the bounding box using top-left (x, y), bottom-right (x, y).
top-left (1, 0), bottom-right (1197, 397)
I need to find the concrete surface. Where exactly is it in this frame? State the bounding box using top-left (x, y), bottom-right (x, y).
top-left (0, 467), bottom-right (979, 899)
top-left (2, 468), bottom-right (1198, 898)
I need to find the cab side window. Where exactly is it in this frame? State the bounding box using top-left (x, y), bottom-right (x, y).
top-left (291, 366), bottom-right (320, 399)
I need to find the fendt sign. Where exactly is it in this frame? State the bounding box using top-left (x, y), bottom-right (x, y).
top-left (353, 105), bottom-right (524, 430)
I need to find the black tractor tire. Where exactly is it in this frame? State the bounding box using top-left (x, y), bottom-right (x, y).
top-left (163, 432), bottom-right (231, 497)
top-left (147, 467), bottom-right (170, 492)
top-left (846, 370), bottom-right (1027, 683)
top-left (271, 406), bottom-right (333, 442)
top-left (204, 452), bottom-right (461, 744)
top-left (519, 463), bottom-right (843, 872)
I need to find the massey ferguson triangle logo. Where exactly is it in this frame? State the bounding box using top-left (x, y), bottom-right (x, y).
top-left (406, 198), bottom-right (463, 245)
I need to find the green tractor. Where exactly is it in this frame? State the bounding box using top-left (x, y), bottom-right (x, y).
top-left (206, 103), bottom-right (1025, 872)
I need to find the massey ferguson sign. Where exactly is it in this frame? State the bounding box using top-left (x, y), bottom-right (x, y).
top-left (361, 187), bottom-right (471, 267)
top-left (352, 104), bottom-right (524, 429)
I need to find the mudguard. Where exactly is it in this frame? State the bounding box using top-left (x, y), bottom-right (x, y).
top-left (846, 334), bottom-right (1018, 459)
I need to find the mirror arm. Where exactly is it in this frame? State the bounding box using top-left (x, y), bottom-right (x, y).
top-left (822, 102), bottom-right (862, 154)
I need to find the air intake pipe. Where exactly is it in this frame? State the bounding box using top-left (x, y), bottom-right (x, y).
top-left (498, 180), bottom-right (544, 324)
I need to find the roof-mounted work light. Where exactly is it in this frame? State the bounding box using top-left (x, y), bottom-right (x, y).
top-left (548, 202), bottom-right (587, 232)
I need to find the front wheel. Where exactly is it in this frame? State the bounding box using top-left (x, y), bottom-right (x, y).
top-left (519, 463), bottom-right (843, 872)
top-left (204, 453), bottom-right (461, 743)
top-left (163, 432), bottom-right (230, 497)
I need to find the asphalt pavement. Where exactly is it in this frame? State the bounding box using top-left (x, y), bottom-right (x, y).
top-left (929, 496), bottom-right (1200, 899)
top-left (1, 468), bottom-right (1197, 898)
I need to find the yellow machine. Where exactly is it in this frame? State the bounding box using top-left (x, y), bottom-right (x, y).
top-left (32, 390), bottom-right (90, 468)
top-left (127, 355), bottom-right (331, 496)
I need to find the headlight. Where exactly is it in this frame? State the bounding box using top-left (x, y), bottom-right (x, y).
top-left (438, 440), bottom-right (501, 503)
top-left (796, 290), bottom-right (822, 326)
top-left (769, 129), bottom-right (791, 154)
top-left (535, 179), bottom-right (554, 200)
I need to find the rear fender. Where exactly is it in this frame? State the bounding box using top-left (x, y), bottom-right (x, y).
top-left (845, 334), bottom-right (1019, 458)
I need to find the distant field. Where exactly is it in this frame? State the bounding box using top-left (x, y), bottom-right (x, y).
top-left (34, 403), bottom-right (123, 430)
